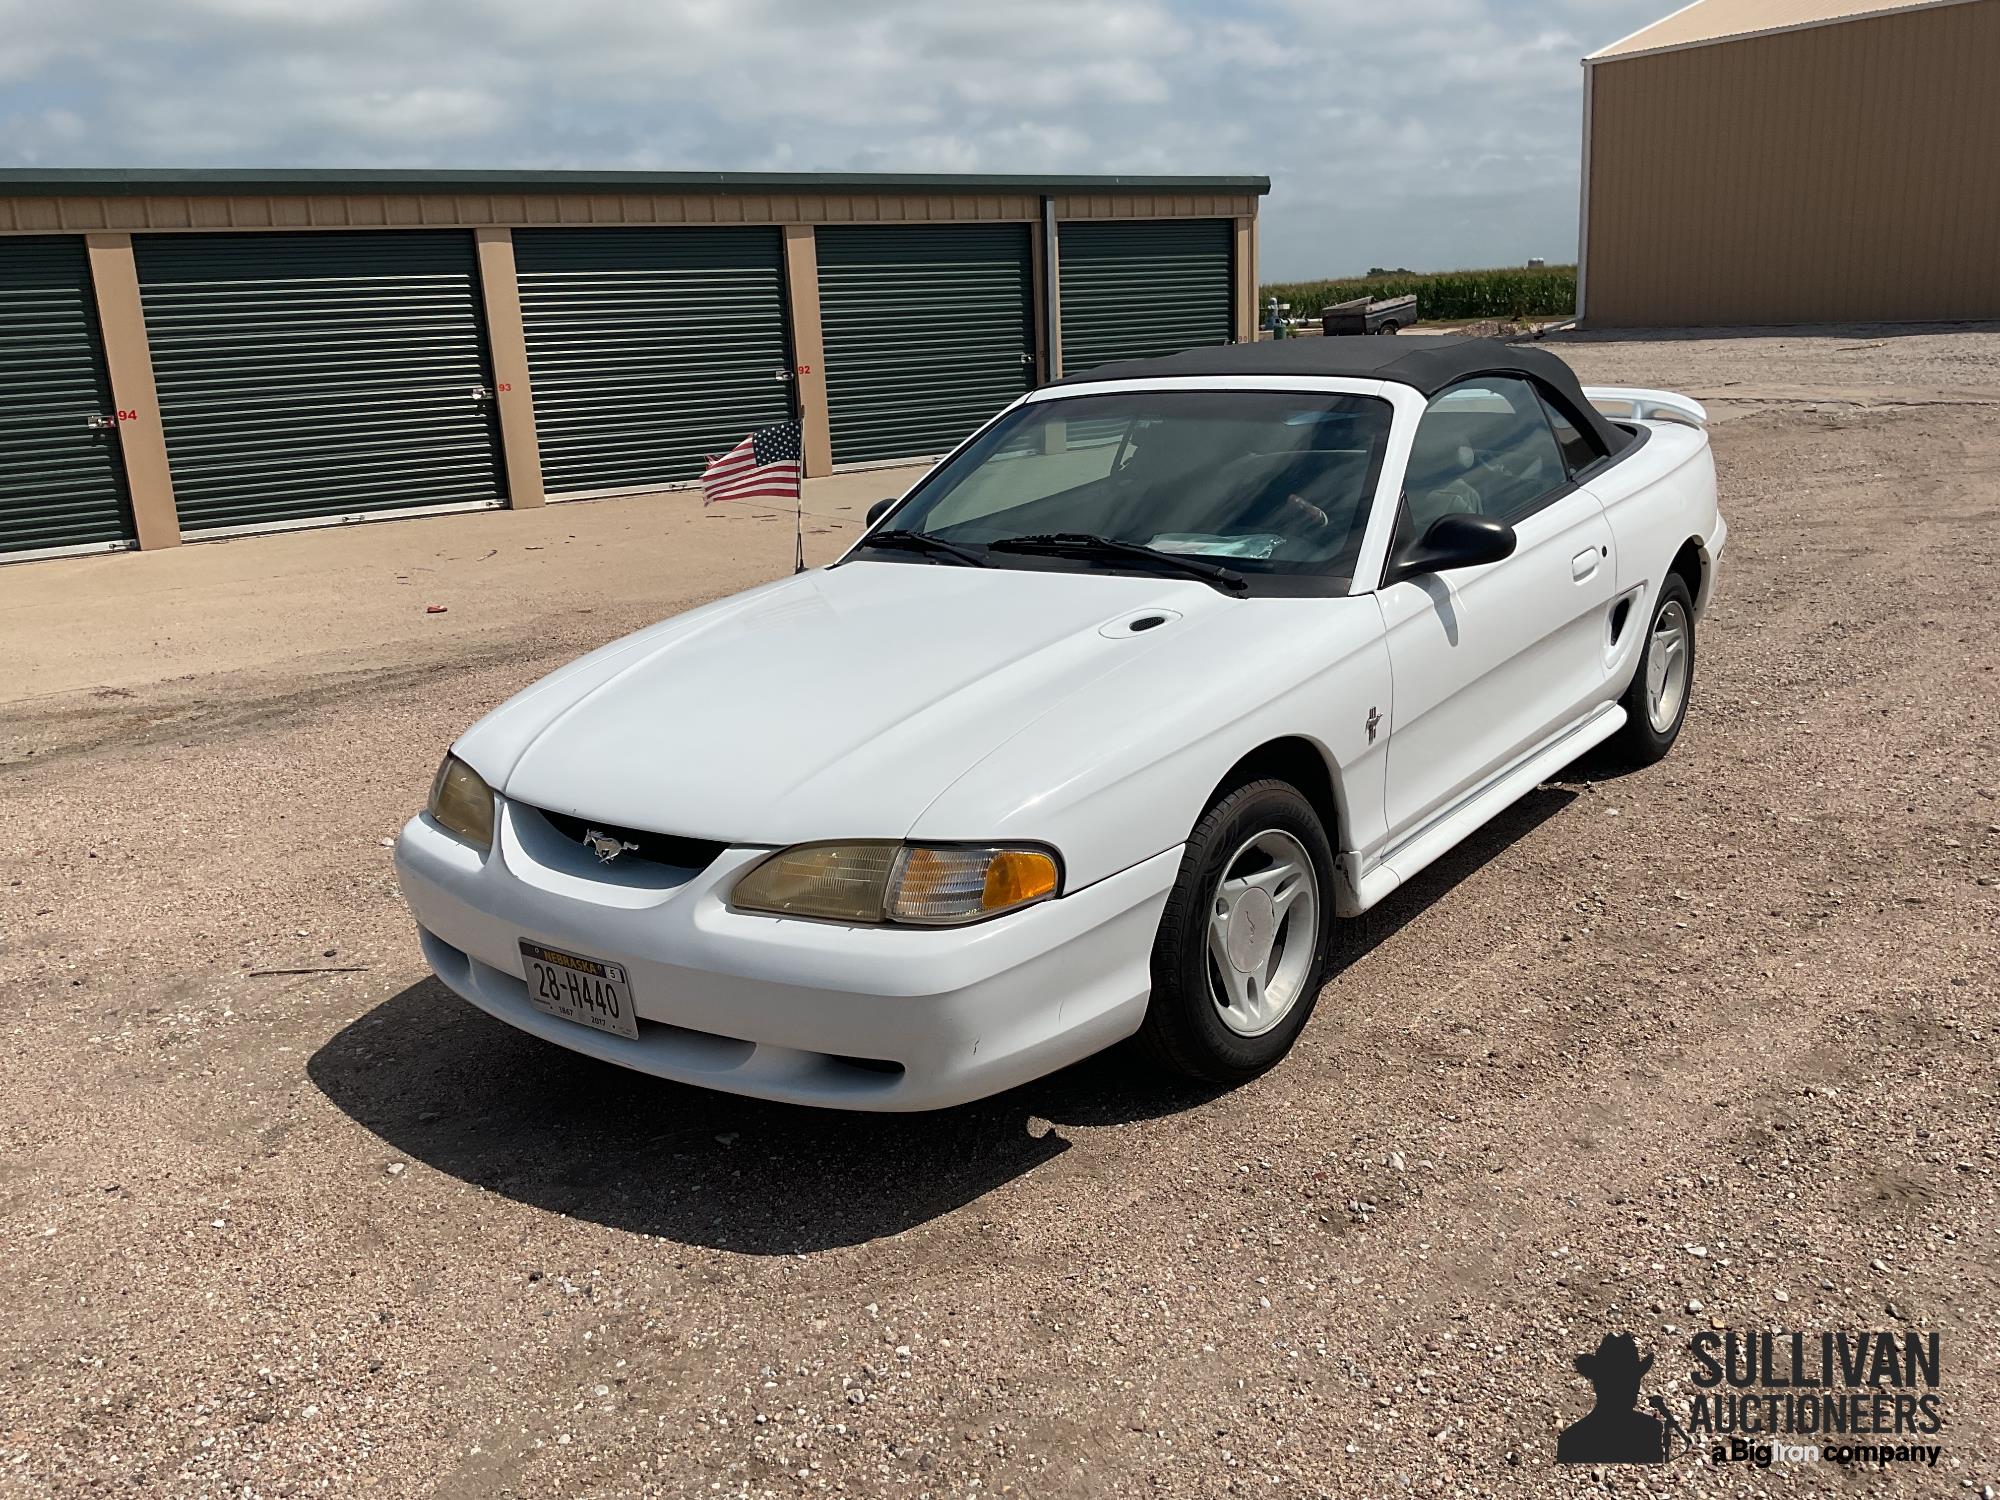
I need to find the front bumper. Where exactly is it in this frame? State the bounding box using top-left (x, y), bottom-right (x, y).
top-left (393, 800), bottom-right (1179, 1111)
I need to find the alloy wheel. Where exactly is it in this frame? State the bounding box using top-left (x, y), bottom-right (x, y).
top-left (1646, 598), bottom-right (1691, 733)
top-left (1205, 829), bottom-right (1320, 1038)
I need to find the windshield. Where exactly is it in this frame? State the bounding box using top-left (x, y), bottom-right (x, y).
top-left (860, 389), bottom-right (1395, 595)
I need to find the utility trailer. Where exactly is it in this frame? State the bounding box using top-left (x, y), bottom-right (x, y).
top-left (1320, 293), bottom-right (1417, 336)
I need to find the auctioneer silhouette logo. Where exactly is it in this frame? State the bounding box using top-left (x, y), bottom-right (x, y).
top-left (1557, 1328), bottom-right (1946, 1472)
top-left (1557, 1333), bottom-right (1687, 1464)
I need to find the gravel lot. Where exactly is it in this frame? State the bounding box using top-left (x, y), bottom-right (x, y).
top-left (3, 326), bottom-right (1997, 1498)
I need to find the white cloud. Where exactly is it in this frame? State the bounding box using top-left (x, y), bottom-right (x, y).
top-left (315, 87), bottom-right (507, 141)
top-left (0, 0), bottom-right (1668, 275)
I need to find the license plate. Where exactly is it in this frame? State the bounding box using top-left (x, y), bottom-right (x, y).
top-left (518, 940), bottom-right (639, 1040)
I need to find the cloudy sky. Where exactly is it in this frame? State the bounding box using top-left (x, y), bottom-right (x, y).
top-left (0, 0), bottom-right (1668, 280)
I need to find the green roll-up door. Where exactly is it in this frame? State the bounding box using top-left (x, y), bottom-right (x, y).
top-left (514, 227), bottom-right (793, 497)
top-left (1059, 219), bottom-right (1234, 376)
top-left (0, 237), bottom-right (134, 555)
top-left (816, 224), bottom-right (1033, 465)
top-left (134, 231), bottom-right (503, 532)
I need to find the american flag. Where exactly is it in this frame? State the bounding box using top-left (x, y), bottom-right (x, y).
top-left (702, 421), bottom-right (803, 506)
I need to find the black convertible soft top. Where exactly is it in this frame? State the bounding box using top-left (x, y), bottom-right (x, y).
top-left (1053, 336), bottom-right (1631, 456)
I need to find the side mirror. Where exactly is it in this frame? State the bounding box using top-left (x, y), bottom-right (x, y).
top-left (866, 498), bottom-right (897, 526)
top-left (1388, 512), bottom-right (1516, 584)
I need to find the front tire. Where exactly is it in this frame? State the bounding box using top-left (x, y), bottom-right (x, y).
top-left (1609, 573), bottom-right (1695, 765)
top-left (1137, 780), bottom-right (1336, 1084)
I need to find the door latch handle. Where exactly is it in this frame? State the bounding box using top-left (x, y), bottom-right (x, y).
top-left (1571, 548), bottom-right (1600, 582)
top-left (86, 413), bottom-right (117, 431)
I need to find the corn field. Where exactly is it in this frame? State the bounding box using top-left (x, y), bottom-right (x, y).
top-left (1262, 266), bottom-right (1578, 323)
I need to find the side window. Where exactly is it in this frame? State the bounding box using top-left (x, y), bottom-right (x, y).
top-left (1400, 377), bottom-right (1570, 538)
top-left (1541, 393), bottom-right (1604, 475)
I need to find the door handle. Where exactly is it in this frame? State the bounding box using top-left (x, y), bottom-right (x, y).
top-left (1571, 548), bottom-right (1601, 582)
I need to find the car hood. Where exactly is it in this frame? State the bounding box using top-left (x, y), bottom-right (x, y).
top-left (458, 559), bottom-right (1239, 846)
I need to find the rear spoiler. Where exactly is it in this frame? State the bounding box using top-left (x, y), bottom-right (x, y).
top-left (1583, 386), bottom-right (1708, 428)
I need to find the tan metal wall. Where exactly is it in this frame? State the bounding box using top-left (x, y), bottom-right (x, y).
top-left (780, 225), bottom-right (834, 479)
top-left (1584, 0), bottom-right (2000, 326)
top-left (1591, 0), bottom-right (1981, 59)
top-left (1234, 216), bottom-right (1257, 342)
top-left (82, 233), bottom-right (179, 549)
top-left (472, 228), bottom-right (545, 508)
top-left (0, 190), bottom-right (1258, 237)
top-left (1, 187), bottom-right (1261, 552)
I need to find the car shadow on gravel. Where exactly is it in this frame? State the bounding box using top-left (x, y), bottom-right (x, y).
top-left (308, 787), bottom-right (1578, 1255)
top-left (306, 983), bottom-right (1221, 1254)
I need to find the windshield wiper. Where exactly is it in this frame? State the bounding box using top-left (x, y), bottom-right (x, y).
top-left (988, 533), bottom-right (1249, 594)
top-left (857, 529), bottom-right (989, 567)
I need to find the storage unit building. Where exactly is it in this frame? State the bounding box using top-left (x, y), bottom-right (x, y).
top-left (816, 224), bottom-right (1035, 465)
top-left (1057, 218), bottom-right (1236, 376)
top-left (513, 227), bottom-right (794, 498)
top-left (1581, 0), bottom-right (2000, 327)
top-left (133, 230), bottom-right (506, 534)
top-left (0, 170), bottom-right (1265, 559)
top-left (0, 236), bottom-right (133, 557)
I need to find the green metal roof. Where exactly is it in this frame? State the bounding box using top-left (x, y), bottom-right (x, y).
top-left (0, 168), bottom-right (1270, 198)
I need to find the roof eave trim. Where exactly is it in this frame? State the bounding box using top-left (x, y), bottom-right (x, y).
top-left (1585, 0), bottom-right (1981, 63)
top-left (0, 167), bottom-right (1273, 199)
top-left (1587, 0), bottom-right (1713, 62)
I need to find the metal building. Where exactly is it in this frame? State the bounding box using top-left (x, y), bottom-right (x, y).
top-left (1580, 0), bottom-right (2000, 327)
top-left (0, 169), bottom-right (1266, 560)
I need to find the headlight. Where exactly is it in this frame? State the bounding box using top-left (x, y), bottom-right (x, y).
top-left (888, 846), bottom-right (1059, 924)
top-left (729, 842), bottom-right (901, 923)
top-left (428, 754), bottom-right (494, 850)
top-left (731, 842), bottom-right (1059, 925)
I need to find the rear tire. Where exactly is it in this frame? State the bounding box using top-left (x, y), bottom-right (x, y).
top-left (1609, 574), bottom-right (1695, 765)
top-left (1137, 780), bottom-right (1337, 1084)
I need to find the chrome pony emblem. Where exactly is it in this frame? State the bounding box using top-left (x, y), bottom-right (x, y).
top-left (584, 829), bottom-right (641, 864)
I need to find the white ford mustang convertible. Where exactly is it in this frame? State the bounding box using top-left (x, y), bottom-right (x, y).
top-left (396, 337), bottom-right (1724, 1110)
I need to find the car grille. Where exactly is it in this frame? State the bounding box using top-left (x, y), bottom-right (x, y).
top-left (531, 807), bottom-right (727, 873)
